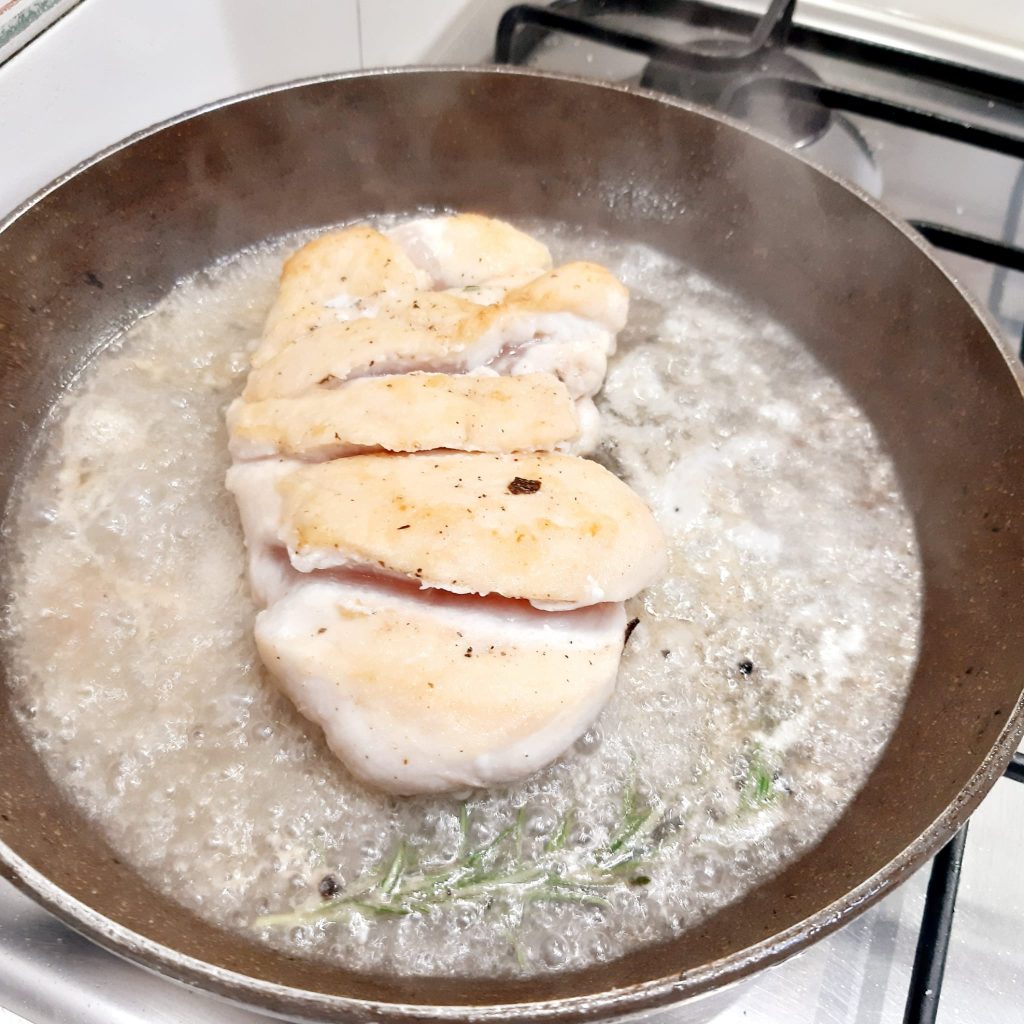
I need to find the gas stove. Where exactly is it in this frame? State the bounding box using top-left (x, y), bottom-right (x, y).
top-left (496, 1), bottom-right (1024, 356)
top-left (2, 2), bottom-right (1023, 1023)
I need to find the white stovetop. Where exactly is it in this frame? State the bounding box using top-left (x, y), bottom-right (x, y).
top-left (720, 0), bottom-right (1024, 76)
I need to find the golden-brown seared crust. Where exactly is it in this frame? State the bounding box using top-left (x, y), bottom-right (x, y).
top-left (276, 451), bottom-right (667, 607)
top-left (256, 226), bottom-right (428, 367)
top-left (242, 318), bottom-right (456, 401)
top-left (228, 373), bottom-right (581, 460)
top-left (387, 213), bottom-right (552, 287)
top-left (241, 262), bottom-right (628, 402)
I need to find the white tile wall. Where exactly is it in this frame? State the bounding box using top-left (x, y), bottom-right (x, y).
top-left (359, 0), bottom-right (469, 67)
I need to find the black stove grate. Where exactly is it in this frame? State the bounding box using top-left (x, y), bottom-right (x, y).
top-left (495, 6), bottom-right (1024, 1021)
top-left (496, 1), bottom-right (1024, 357)
top-left (911, 755), bottom-right (1024, 1024)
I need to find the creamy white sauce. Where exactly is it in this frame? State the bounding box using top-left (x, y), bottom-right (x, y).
top-left (2, 220), bottom-right (922, 978)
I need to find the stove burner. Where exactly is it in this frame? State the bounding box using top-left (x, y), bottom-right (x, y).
top-left (641, 41), bottom-right (831, 149)
top-left (497, 1), bottom-right (886, 194)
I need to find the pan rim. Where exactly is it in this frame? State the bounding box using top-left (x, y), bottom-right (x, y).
top-left (1, 64), bottom-right (1023, 1023)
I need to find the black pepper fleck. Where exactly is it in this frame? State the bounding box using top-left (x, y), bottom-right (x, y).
top-left (318, 874), bottom-right (341, 899)
top-left (508, 477), bottom-right (541, 495)
top-left (738, 659), bottom-right (754, 675)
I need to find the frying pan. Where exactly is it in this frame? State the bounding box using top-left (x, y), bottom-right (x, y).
top-left (1, 68), bottom-right (1023, 1023)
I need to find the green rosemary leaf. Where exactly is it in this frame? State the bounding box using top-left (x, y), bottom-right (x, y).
top-left (508, 932), bottom-right (529, 971)
top-left (405, 899), bottom-right (436, 915)
top-left (605, 805), bottom-right (663, 857)
top-left (264, 781), bottom-right (691, 936)
top-left (454, 868), bottom-right (547, 901)
top-left (549, 872), bottom-right (620, 890)
top-left (545, 808), bottom-right (576, 853)
top-left (379, 841), bottom-right (407, 895)
top-left (465, 824), bottom-right (516, 868)
top-left (514, 805), bottom-right (527, 855)
top-left (621, 784), bottom-right (637, 820)
top-left (396, 866), bottom-right (464, 897)
top-left (348, 899), bottom-right (409, 917)
top-left (740, 746), bottom-right (779, 810)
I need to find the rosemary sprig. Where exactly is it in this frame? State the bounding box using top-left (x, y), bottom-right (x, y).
top-left (740, 745), bottom-right (780, 810)
top-left (544, 807), bottom-right (575, 853)
top-left (256, 789), bottom-right (668, 931)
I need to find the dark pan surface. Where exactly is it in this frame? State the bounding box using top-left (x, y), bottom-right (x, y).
top-left (1, 68), bottom-right (1023, 1023)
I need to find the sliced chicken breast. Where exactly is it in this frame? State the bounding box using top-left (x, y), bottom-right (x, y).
top-left (244, 317), bottom-right (461, 402)
top-left (225, 457), bottom-right (301, 606)
top-left (387, 213), bottom-right (552, 288)
top-left (226, 215), bottom-right (665, 796)
top-left (241, 262), bottom-right (628, 402)
top-left (227, 372), bottom-right (582, 461)
top-left (502, 261), bottom-right (629, 334)
top-left (255, 577), bottom-right (626, 794)
top-left (277, 452), bottom-right (666, 608)
top-left (257, 226), bottom-right (430, 367)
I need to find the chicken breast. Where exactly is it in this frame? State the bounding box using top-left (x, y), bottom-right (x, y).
top-left (241, 262), bottom-right (628, 402)
top-left (255, 577), bottom-right (626, 794)
top-left (226, 215), bottom-right (666, 796)
top-left (387, 213), bottom-right (552, 288)
top-left (257, 226), bottom-right (430, 367)
top-left (225, 457), bottom-right (301, 606)
top-left (277, 452), bottom-right (666, 608)
top-left (227, 372), bottom-right (582, 461)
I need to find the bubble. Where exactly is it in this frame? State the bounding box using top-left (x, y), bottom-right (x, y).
top-left (523, 806), bottom-right (556, 838)
top-left (453, 909), bottom-right (477, 930)
top-left (540, 933), bottom-right (567, 968)
top-left (568, 823), bottom-right (595, 849)
top-left (585, 932), bottom-right (611, 961)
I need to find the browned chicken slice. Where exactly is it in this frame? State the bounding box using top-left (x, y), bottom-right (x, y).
top-left (386, 213), bottom-right (552, 288)
top-left (255, 577), bottom-right (626, 794)
top-left (501, 261), bottom-right (629, 334)
top-left (241, 262), bottom-right (628, 402)
top-left (277, 452), bottom-right (666, 609)
top-left (256, 226), bottom-right (430, 367)
top-left (227, 372), bottom-right (582, 461)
